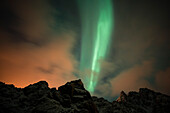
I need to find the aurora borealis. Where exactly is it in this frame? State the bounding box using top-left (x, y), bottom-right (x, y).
top-left (78, 0), bottom-right (113, 93)
top-left (0, 0), bottom-right (170, 101)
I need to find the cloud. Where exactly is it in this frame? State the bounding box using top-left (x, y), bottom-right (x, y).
top-left (93, 60), bottom-right (116, 97)
top-left (0, 0), bottom-right (78, 88)
top-left (155, 67), bottom-right (170, 95)
top-left (10, 1), bottom-right (49, 34)
top-left (0, 31), bottom-right (77, 88)
top-left (110, 60), bottom-right (154, 96)
top-left (94, 1), bottom-right (170, 99)
top-left (0, 0), bottom-right (169, 101)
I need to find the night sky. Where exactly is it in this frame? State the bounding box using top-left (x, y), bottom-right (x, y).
top-left (0, 0), bottom-right (170, 101)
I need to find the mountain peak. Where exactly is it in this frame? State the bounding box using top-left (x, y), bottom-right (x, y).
top-left (0, 80), bottom-right (170, 113)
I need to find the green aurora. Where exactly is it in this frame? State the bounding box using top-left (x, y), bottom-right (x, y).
top-left (78, 0), bottom-right (114, 93)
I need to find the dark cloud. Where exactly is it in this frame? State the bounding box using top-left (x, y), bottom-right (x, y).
top-left (0, 0), bottom-right (169, 101)
top-left (0, 0), bottom-right (78, 88)
top-left (94, 0), bottom-right (170, 99)
top-left (0, 1), bottom-right (19, 28)
top-left (155, 67), bottom-right (170, 95)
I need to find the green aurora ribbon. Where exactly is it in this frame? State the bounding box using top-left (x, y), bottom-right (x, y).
top-left (78, 0), bottom-right (114, 93)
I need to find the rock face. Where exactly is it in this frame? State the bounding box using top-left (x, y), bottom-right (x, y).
top-left (0, 79), bottom-right (98, 113)
top-left (93, 88), bottom-right (170, 113)
top-left (0, 79), bottom-right (170, 113)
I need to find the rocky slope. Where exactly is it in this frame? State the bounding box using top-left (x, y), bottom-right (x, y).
top-left (0, 79), bottom-right (169, 113)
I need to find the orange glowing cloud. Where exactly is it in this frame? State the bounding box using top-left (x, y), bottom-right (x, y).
top-left (155, 67), bottom-right (170, 95)
top-left (0, 0), bottom-right (78, 88)
top-left (0, 33), bottom-right (77, 88)
top-left (110, 60), bottom-right (154, 96)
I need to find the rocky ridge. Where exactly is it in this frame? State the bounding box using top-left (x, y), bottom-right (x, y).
top-left (0, 79), bottom-right (169, 113)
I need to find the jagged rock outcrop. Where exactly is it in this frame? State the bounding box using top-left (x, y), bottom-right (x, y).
top-left (93, 88), bottom-right (170, 113)
top-left (0, 79), bottom-right (170, 113)
top-left (116, 91), bottom-right (127, 102)
top-left (0, 79), bottom-right (98, 113)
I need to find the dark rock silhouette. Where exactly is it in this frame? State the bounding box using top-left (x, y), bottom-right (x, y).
top-left (0, 79), bottom-right (170, 113)
top-left (116, 91), bottom-right (127, 102)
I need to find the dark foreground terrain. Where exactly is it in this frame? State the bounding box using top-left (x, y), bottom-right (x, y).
top-left (0, 79), bottom-right (169, 113)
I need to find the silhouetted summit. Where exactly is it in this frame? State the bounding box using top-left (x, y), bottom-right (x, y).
top-left (0, 79), bottom-right (170, 113)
